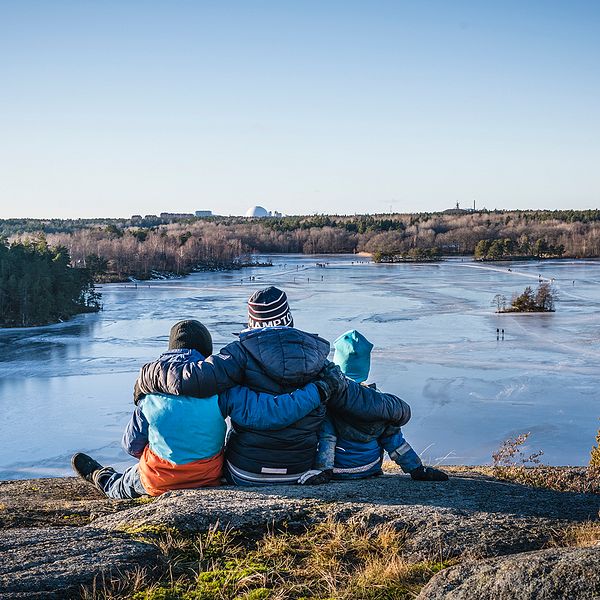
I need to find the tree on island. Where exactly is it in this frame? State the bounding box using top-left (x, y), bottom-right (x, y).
top-left (534, 282), bottom-right (556, 311)
top-left (475, 237), bottom-right (565, 261)
top-left (372, 247), bottom-right (441, 263)
top-left (492, 293), bottom-right (508, 312)
top-left (496, 282), bottom-right (557, 313)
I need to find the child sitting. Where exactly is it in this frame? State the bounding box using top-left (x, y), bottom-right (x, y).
top-left (315, 329), bottom-right (448, 481)
top-left (71, 319), bottom-right (325, 498)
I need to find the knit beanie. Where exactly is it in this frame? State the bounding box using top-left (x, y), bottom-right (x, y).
top-left (168, 320), bottom-right (213, 357)
top-left (333, 329), bottom-right (373, 383)
top-left (247, 286), bottom-right (294, 329)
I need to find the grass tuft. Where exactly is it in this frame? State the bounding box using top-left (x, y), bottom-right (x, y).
top-left (82, 518), bottom-right (452, 599)
top-left (561, 521), bottom-right (600, 548)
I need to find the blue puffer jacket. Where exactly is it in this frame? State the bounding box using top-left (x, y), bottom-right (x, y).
top-left (136, 327), bottom-right (411, 475)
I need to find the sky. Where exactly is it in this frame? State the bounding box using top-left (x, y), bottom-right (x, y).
top-left (0, 1), bottom-right (599, 218)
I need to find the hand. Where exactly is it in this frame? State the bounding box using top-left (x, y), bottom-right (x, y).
top-left (410, 466), bottom-right (449, 482)
top-left (315, 362), bottom-right (348, 403)
top-left (298, 469), bottom-right (333, 485)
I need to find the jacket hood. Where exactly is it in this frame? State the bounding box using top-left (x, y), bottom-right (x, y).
top-left (238, 327), bottom-right (330, 386)
top-left (158, 349), bottom-right (205, 364)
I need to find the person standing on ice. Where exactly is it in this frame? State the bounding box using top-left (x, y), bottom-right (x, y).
top-left (314, 330), bottom-right (449, 481)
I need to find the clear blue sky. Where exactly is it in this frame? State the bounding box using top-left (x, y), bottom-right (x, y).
top-left (1, 1), bottom-right (598, 218)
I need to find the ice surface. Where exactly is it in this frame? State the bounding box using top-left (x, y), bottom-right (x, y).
top-left (0, 255), bottom-right (598, 478)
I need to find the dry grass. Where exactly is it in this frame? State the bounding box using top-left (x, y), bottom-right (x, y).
top-left (487, 465), bottom-right (600, 494)
top-left (81, 518), bottom-right (454, 600)
top-left (445, 432), bottom-right (600, 495)
top-left (80, 566), bottom-right (151, 600)
top-left (561, 521), bottom-right (600, 548)
top-left (589, 428), bottom-right (600, 470)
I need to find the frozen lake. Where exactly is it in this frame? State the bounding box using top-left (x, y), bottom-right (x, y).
top-left (1, 254), bottom-right (599, 479)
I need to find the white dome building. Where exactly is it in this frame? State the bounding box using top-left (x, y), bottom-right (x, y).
top-left (245, 205), bottom-right (270, 218)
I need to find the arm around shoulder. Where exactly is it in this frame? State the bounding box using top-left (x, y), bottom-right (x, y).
top-left (179, 345), bottom-right (246, 397)
top-left (219, 382), bottom-right (322, 430)
top-left (330, 380), bottom-right (411, 426)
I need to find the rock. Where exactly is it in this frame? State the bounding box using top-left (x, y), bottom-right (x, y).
top-left (94, 472), bottom-right (599, 560)
top-left (0, 477), bottom-right (138, 529)
top-left (1, 471), bottom-right (597, 598)
top-left (417, 546), bottom-right (600, 599)
top-left (0, 527), bottom-right (157, 599)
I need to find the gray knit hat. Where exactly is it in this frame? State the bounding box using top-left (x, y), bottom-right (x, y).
top-left (168, 320), bottom-right (213, 357)
top-left (247, 286), bottom-right (293, 329)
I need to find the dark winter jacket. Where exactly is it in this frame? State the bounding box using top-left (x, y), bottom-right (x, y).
top-left (136, 327), bottom-right (411, 475)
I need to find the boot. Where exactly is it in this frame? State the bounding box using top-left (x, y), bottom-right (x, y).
top-left (71, 452), bottom-right (103, 484)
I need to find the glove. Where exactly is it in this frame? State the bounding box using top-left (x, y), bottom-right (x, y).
top-left (314, 362), bottom-right (348, 403)
top-left (298, 469), bottom-right (333, 485)
top-left (410, 465), bottom-right (449, 482)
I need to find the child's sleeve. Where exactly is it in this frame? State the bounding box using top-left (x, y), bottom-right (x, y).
top-left (380, 431), bottom-right (423, 473)
top-left (218, 383), bottom-right (323, 430)
top-left (314, 416), bottom-right (337, 471)
top-left (122, 405), bottom-right (149, 458)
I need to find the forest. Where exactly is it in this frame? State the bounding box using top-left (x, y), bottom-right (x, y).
top-left (1, 209), bottom-right (599, 282)
top-left (0, 237), bottom-right (101, 327)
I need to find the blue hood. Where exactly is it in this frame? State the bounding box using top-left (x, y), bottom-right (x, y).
top-left (333, 330), bottom-right (373, 383)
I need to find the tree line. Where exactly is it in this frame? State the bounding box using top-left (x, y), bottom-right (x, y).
top-left (0, 237), bottom-right (101, 327)
top-left (3, 209), bottom-right (600, 282)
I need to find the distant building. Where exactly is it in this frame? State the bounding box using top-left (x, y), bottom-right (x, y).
top-left (160, 212), bottom-right (195, 219)
top-left (246, 206), bottom-right (270, 218)
top-left (195, 210), bottom-right (213, 217)
top-left (443, 201), bottom-right (476, 215)
top-left (245, 205), bottom-right (281, 218)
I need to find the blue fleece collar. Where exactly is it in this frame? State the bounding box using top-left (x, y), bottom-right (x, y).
top-left (159, 349), bottom-right (205, 362)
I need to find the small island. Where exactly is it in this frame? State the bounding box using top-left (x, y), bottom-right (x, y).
top-left (493, 282), bottom-right (556, 313)
top-left (372, 247), bottom-right (441, 263)
top-left (475, 237), bottom-right (565, 261)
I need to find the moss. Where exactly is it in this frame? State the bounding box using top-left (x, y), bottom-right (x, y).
top-left (236, 589), bottom-right (271, 600)
top-left (195, 559), bottom-right (269, 593)
top-left (134, 496), bottom-right (157, 505)
top-left (131, 562), bottom-right (270, 600)
top-left (131, 587), bottom-right (186, 600)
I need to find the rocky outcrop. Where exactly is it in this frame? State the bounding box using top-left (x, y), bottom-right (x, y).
top-left (0, 527), bottom-right (156, 599)
top-left (0, 470), bottom-right (598, 599)
top-left (417, 546), bottom-right (600, 600)
top-left (95, 470), bottom-right (598, 560)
